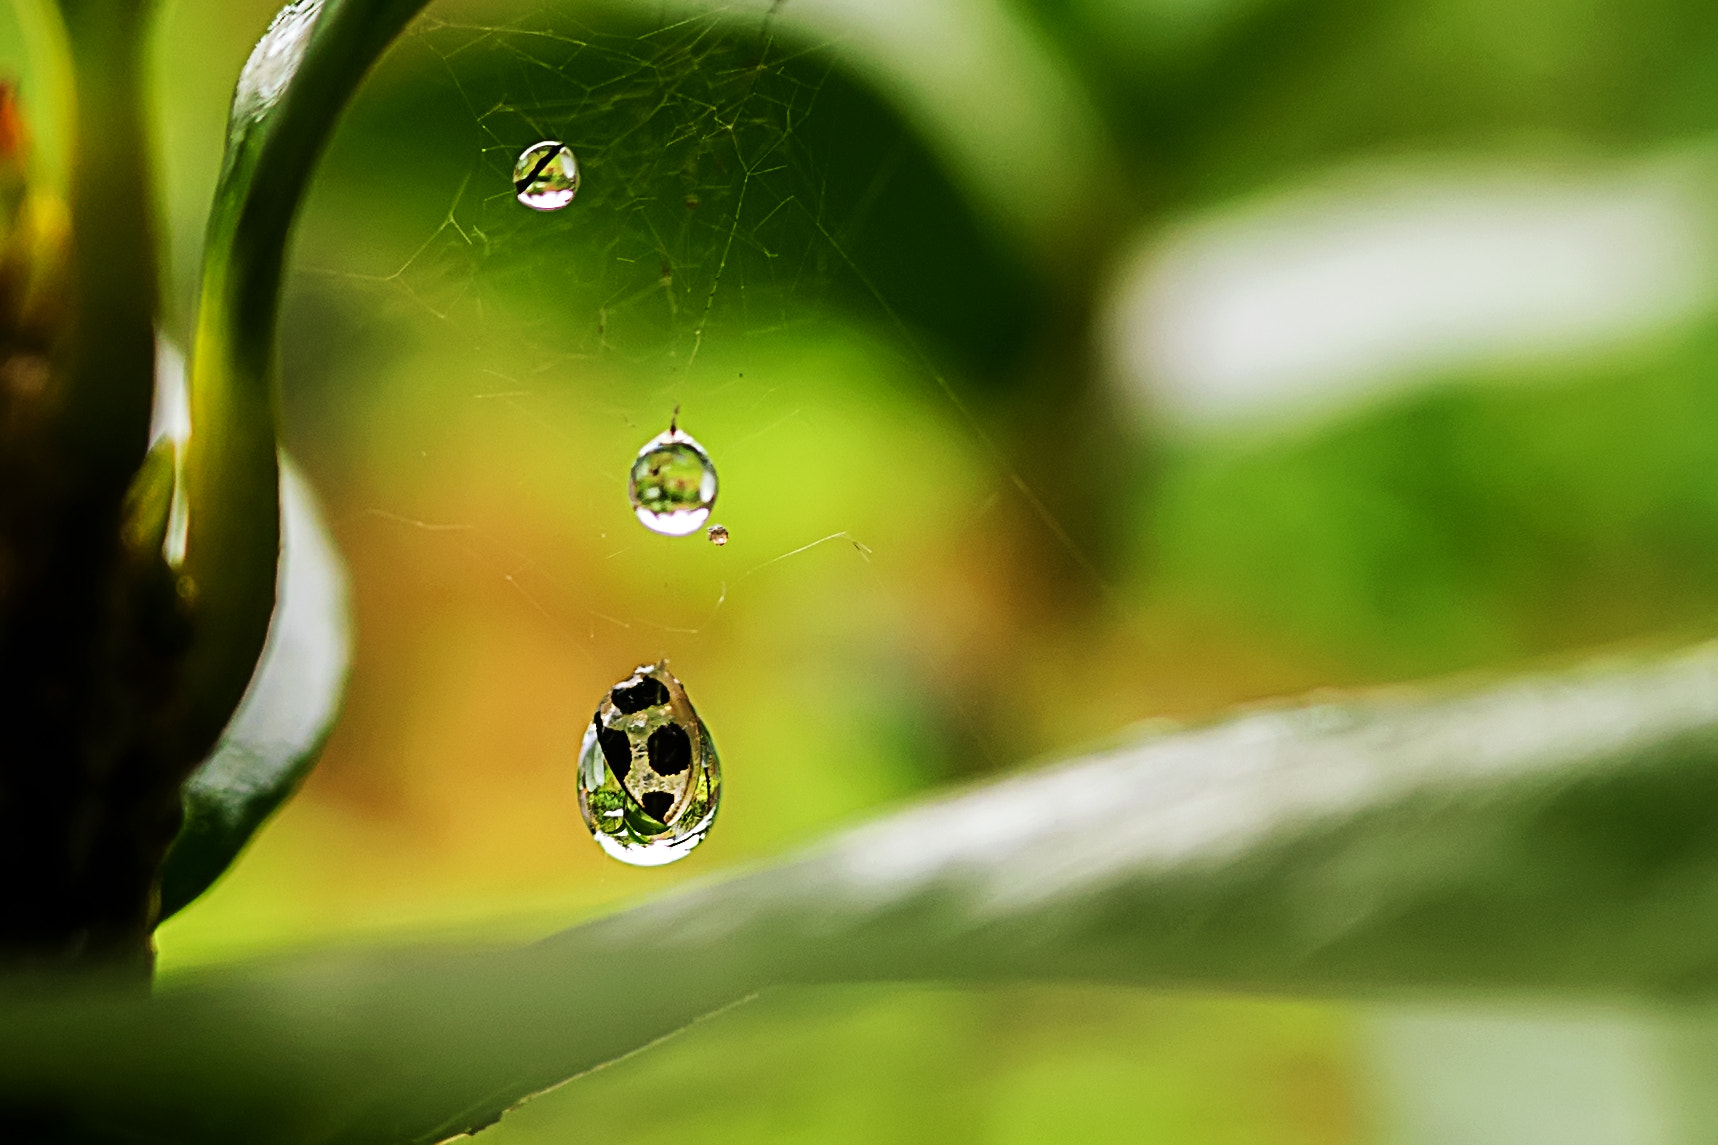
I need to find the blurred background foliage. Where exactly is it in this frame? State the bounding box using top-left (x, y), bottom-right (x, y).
top-left (12, 0), bottom-right (1718, 1136)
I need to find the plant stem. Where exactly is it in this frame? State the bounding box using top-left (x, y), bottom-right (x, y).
top-left (0, 0), bottom-right (167, 970)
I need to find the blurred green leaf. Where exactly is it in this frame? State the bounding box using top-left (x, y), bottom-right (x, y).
top-left (761, 0), bottom-right (1122, 275)
top-left (158, 456), bottom-right (352, 922)
top-left (13, 642), bottom-right (1718, 1140)
top-left (1149, 317), bottom-right (1718, 676)
top-left (1026, 0), bottom-right (1718, 206)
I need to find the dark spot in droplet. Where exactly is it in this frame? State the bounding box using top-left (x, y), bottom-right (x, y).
top-left (596, 721), bottom-right (631, 780)
top-left (514, 146), bottom-right (560, 195)
top-left (647, 723), bottom-right (692, 776)
top-left (641, 791), bottom-right (674, 821)
top-left (611, 677), bottom-right (669, 713)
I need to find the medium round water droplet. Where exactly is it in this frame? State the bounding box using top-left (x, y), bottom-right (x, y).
top-left (578, 662), bottom-right (720, 866)
top-left (513, 140), bottom-right (579, 211)
top-left (707, 523), bottom-right (729, 546)
top-left (629, 427), bottom-right (717, 536)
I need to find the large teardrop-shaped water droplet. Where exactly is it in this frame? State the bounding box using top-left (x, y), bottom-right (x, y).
top-left (578, 661), bottom-right (721, 866)
top-left (628, 427), bottom-right (717, 536)
top-left (513, 140), bottom-right (579, 211)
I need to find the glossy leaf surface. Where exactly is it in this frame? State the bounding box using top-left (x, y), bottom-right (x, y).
top-left (175, 0), bottom-right (430, 797)
top-left (158, 456), bottom-right (352, 921)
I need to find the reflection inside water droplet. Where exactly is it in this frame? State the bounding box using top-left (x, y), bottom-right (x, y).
top-left (513, 140), bottom-right (579, 211)
top-left (628, 427), bottom-right (717, 536)
top-left (707, 523), bottom-right (729, 546)
top-left (578, 662), bottom-right (720, 866)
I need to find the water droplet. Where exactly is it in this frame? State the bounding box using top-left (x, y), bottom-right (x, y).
top-left (513, 140), bottom-right (579, 211)
top-left (707, 523), bottom-right (729, 546)
top-left (578, 662), bottom-right (720, 866)
top-left (629, 426), bottom-right (717, 536)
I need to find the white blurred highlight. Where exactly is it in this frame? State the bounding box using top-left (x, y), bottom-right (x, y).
top-left (150, 339), bottom-right (192, 567)
top-left (1105, 159), bottom-right (1718, 431)
top-left (1370, 1007), bottom-right (1676, 1145)
top-left (149, 339), bottom-right (189, 446)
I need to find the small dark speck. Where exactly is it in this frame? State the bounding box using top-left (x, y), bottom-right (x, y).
top-left (611, 677), bottom-right (669, 713)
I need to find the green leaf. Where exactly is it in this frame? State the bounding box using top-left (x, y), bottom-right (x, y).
top-left (9, 642), bottom-right (1718, 1141)
top-left (758, 0), bottom-right (1121, 273)
top-left (157, 455), bottom-right (352, 922)
top-left (174, 0), bottom-right (428, 766)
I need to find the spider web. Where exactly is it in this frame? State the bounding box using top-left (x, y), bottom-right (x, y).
top-left (287, 2), bottom-right (1111, 790)
top-left (372, 7), bottom-right (834, 371)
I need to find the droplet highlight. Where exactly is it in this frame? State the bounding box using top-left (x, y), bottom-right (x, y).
top-left (707, 523), bottom-right (729, 546)
top-left (629, 426), bottom-right (717, 536)
top-left (578, 661), bottom-right (720, 866)
top-left (513, 140), bottom-right (579, 211)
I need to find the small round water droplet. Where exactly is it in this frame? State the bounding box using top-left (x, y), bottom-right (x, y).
top-left (707, 523), bottom-right (729, 546)
top-left (513, 140), bottom-right (579, 211)
top-left (578, 662), bottom-right (720, 866)
top-left (629, 426), bottom-right (717, 536)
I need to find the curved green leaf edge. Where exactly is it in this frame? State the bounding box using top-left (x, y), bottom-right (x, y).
top-left (157, 453), bottom-right (353, 922)
top-left (173, 0), bottom-right (428, 771)
top-left (4, 642), bottom-right (1718, 1141)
